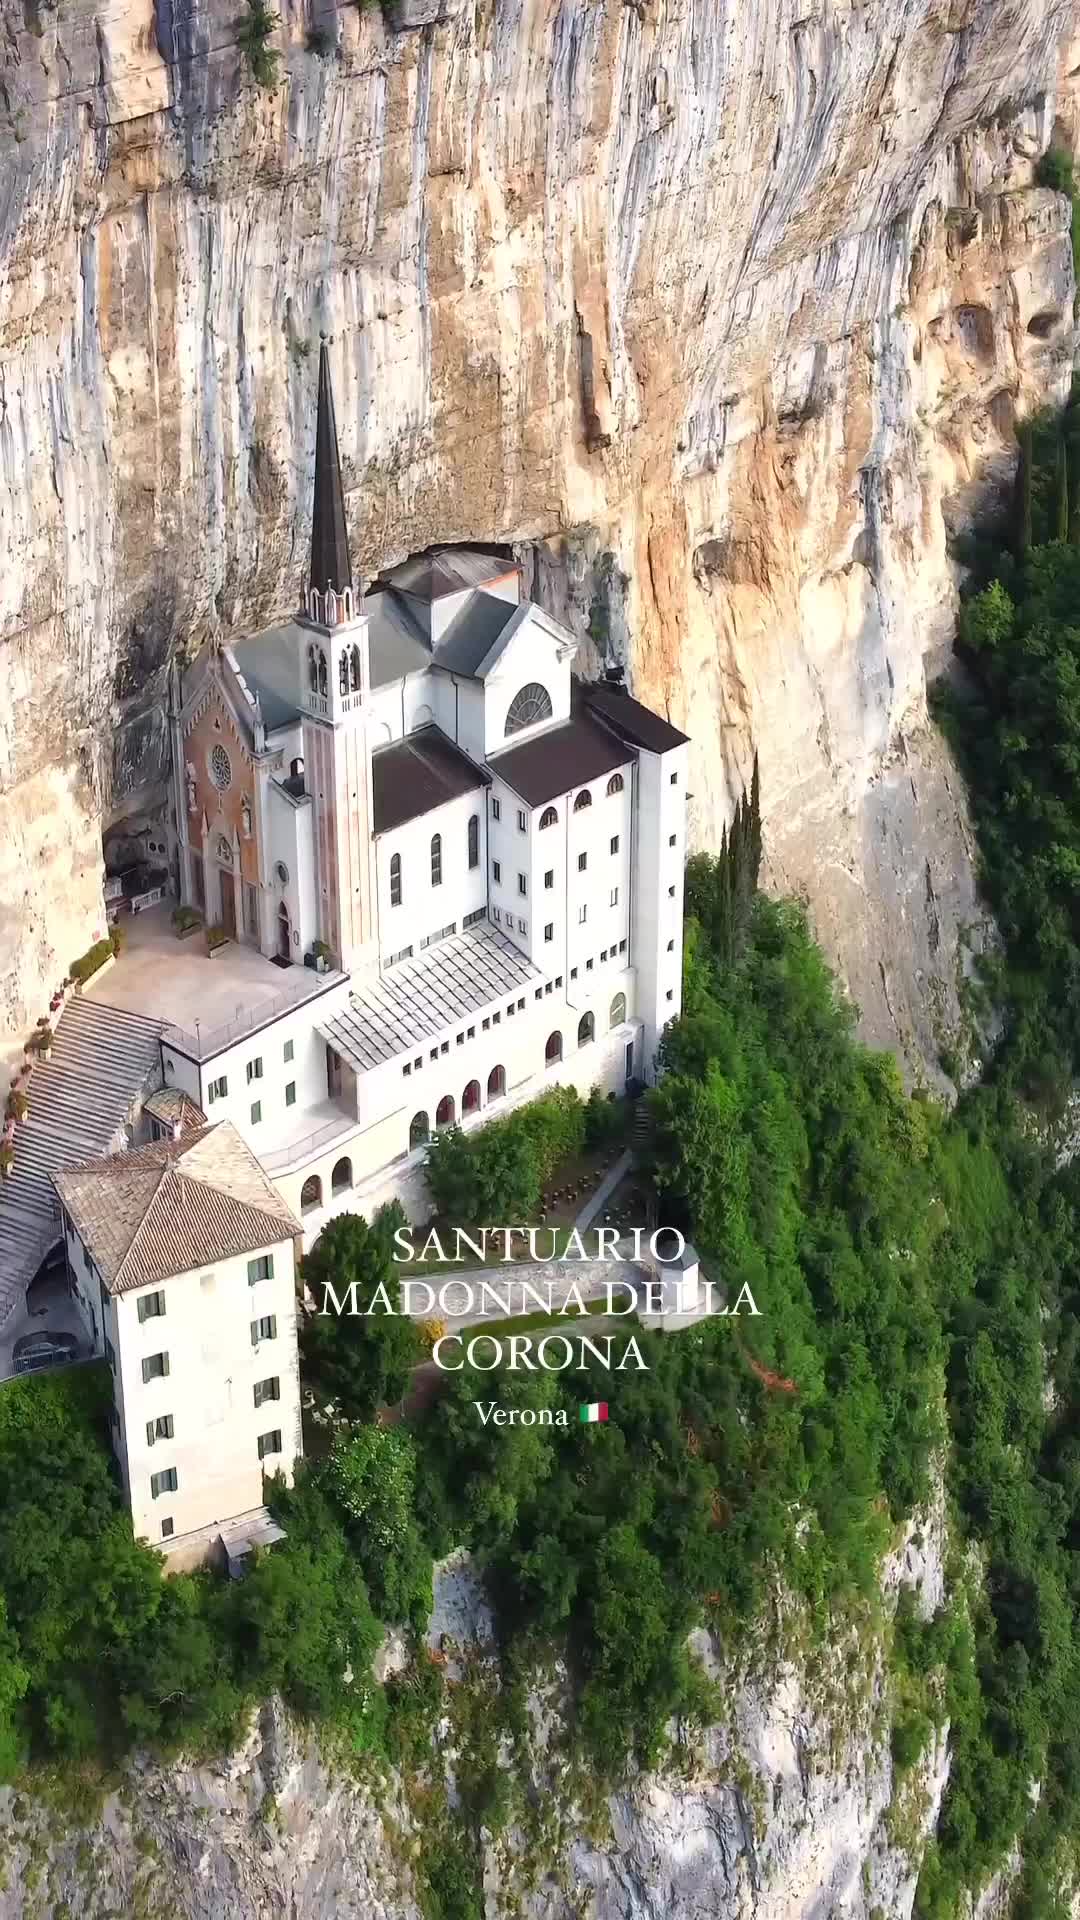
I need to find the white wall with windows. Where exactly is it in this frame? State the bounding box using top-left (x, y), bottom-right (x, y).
top-left (374, 789), bottom-right (487, 969)
top-left (160, 979), bottom-right (353, 1150)
top-left (631, 739), bottom-right (689, 1074)
top-left (76, 1236), bottom-right (301, 1549)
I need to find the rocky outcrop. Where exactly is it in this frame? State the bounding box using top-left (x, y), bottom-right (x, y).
top-left (0, 0), bottom-right (1077, 1067)
top-left (0, 1509), bottom-right (949, 1919)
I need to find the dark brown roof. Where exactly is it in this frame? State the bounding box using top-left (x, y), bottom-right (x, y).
top-left (489, 714), bottom-right (633, 808)
top-left (372, 727), bottom-right (490, 834)
top-left (585, 683), bottom-right (690, 754)
top-left (309, 342), bottom-right (352, 600)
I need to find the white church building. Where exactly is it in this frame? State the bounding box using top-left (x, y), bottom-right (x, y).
top-left (162, 343), bottom-right (689, 1241)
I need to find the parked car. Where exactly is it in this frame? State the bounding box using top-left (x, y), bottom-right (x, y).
top-left (12, 1330), bottom-right (79, 1375)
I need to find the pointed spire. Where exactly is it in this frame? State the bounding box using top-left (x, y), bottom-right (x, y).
top-left (309, 337), bottom-right (352, 602)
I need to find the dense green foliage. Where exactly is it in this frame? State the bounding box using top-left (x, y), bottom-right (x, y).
top-left (425, 1085), bottom-right (587, 1224)
top-left (300, 1203), bottom-right (422, 1419)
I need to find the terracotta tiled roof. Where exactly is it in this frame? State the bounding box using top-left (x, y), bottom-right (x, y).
top-left (143, 1087), bottom-right (207, 1134)
top-left (52, 1122), bottom-right (300, 1295)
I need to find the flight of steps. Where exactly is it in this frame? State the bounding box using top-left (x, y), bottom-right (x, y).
top-left (0, 997), bottom-right (163, 1325)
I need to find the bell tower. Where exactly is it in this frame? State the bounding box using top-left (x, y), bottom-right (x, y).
top-left (298, 341), bottom-right (378, 978)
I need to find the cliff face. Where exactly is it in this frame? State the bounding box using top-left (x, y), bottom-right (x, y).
top-left (0, 0), bottom-right (1077, 1063)
top-left (0, 1526), bottom-right (948, 1919)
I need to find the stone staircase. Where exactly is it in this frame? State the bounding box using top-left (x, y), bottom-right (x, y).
top-left (0, 996), bottom-right (163, 1326)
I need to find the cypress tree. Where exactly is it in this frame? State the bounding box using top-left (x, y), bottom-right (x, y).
top-left (716, 824), bottom-right (733, 969)
top-left (1055, 429), bottom-right (1069, 542)
top-left (1067, 425), bottom-right (1080, 546)
top-left (1016, 420), bottom-right (1034, 556)
top-left (748, 753), bottom-right (762, 891)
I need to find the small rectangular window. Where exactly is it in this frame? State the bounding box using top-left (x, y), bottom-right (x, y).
top-left (466, 1027), bottom-right (475, 1040)
top-left (137, 1290), bottom-right (166, 1323)
top-left (666, 938), bottom-right (675, 952)
top-left (208, 1075), bottom-right (227, 1103)
top-left (415, 1057), bottom-right (422, 1069)
top-left (619, 938), bottom-right (627, 953)
top-left (545, 982), bottom-right (553, 995)
top-left (403, 1063), bottom-right (411, 1077)
top-left (146, 1414), bottom-right (174, 1445)
top-left (555, 975), bottom-right (563, 988)
top-left (601, 949), bottom-right (608, 962)
top-left (492, 861), bottom-right (501, 884)
top-left (578, 905), bottom-right (587, 924)
top-left (517, 809), bottom-right (526, 832)
top-left (105, 1338), bottom-right (116, 1369)
top-left (441, 1041), bottom-right (449, 1054)
top-left (518, 873), bottom-right (527, 897)
top-left (666, 989), bottom-right (674, 1002)
top-left (251, 1315), bottom-right (277, 1345)
top-left (430, 1047), bottom-right (439, 1061)
top-left (668, 834), bottom-right (676, 847)
top-left (161, 1517), bottom-right (174, 1539)
top-left (517, 998), bottom-right (525, 1011)
top-left (570, 967), bottom-right (578, 981)
top-left (492, 1012), bottom-right (500, 1026)
top-left (507, 1002), bottom-right (515, 1018)
top-left (578, 852), bottom-right (587, 872)
top-left (468, 815), bottom-right (480, 870)
top-left (258, 1429), bottom-right (283, 1462)
top-left (285, 1080), bottom-right (296, 1106)
top-left (544, 923), bottom-right (554, 943)
top-left (254, 1376), bottom-right (280, 1408)
top-left (284, 1039), bottom-right (294, 1064)
top-left (668, 885), bottom-right (676, 898)
top-left (586, 958), bottom-right (594, 972)
top-left (246, 1057), bottom-right (263, 1083)
top-left (482, 1017), bottom-right (490, 1031)
top-left (518, 918), bottom-right (526, 935)
top-left (250, 1100), bottom-right (262, 1125)
top-left (456, 1033), bottom-right (464, 1046)
top-left (493, 906), bottom-right (501, 923)
top-left (142, 1352), bottom-right (169, 1383)
top-left (610, 888), bottom-right (618, 907)
top-left (150, 1467), bottom-right (177, 1498)
top-left (248, 1254), bottom-right (274, 1285)
top-left (491, 796), bottom-right (501, 820)
top-left (545, 869), bottom-right (554, 889)
top-left (535, 988), bottom-right (543, 1001)
top-left (610, 836), bottom-right (619, 855)
top-left (670, 771), bottom-right (678, 786)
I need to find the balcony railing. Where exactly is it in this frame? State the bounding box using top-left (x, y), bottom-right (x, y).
top-left (260, 1109), bottom-right (360, 1176)
top-left (162, 970), bottom-right (346, 1061)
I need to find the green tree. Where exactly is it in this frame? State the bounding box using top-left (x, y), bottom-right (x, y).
top-left (301, 1208), bottom-right (421, 1418)
top-left (324, 1427), bottom-right (432, 1628)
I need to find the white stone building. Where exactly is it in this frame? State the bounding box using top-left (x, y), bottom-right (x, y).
top-left (52, 1122), bottom-right (303, 1571)
top-left (159, 343), bottom-right (689, 1246)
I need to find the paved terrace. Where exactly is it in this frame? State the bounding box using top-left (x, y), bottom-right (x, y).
top-left (88, 906), bottom-right (346, 1061)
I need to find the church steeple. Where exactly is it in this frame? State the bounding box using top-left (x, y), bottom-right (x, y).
top-left (307, 338), bottom-right (353, 615)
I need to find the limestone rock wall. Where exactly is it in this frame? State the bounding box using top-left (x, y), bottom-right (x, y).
top-left (0, 0), bottom-right (1077, 1064)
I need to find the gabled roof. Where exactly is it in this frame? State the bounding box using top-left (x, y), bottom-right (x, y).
top-left (143, 1088), bottom-right (207, 1136)
top-left (380, 546), bottom-right (514, 601)
top-left (433, 594), bottom-right (528, 678)
top-left (584, 682), bottom-right (690, 754)
top-left (488, 713), bottom-right (633, 808)
top-left (372, 726), bottom-right (490, 834)
top-left (52, 1122), bottom-right (300, 1295)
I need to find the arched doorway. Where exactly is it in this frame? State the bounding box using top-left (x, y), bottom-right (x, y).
top-left (300, 1175), bottom-right (322, 1215)
top-left (487, 1064), bottom-right (506, 1101)
top-left (331, 1157), bottom-right (352, 1196)
top-left (277, 902), bottom-right (291, 963)
top-left (462, 1080), bottom-right (481, 1116)
top-left (545, 1031), bottom-right (562, 1065)
top-left (577, 1011), bottom-right (595, 1047)
top-left (436, 1095), bottom-right (456, 1129)
top-left (409, 1111), bottom-right (430, 1149)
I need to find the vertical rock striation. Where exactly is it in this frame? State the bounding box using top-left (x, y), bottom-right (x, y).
top-left (0, 0), bottom-right (1076, 1065)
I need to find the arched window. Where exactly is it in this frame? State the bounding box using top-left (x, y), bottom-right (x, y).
top-left (468, 814), bottom-right (479, 870)
top-left (606, 773), bottom-right (625, 796)
top-left (318, 653), bottom-right (328, 697)
top-left (436, 1094), bottom-right (456, 1129)
top-left (216, 834), bottom-right (232, 865)
top-left (573, 790), bottom-right (592, 812)
top-left (539, 807), bottom-right (558, 830)
top-left (609, 992), bottom-right (627, 1028)
top-left (409, 1111), bottom-right (430, 1149)
top-left (331, 1157), bottom-right (352, 1196)
top-left (578, 1011), bottom-right (595, 1047)
top-left (431, 834), bottom-right (442, 887)
top-left (545, 1031), bottom-right (563, 1065)
top-left (487, 1064), bottom-right (506, 1100)
top-left (390, 852), bottom-right (402, 907)
top-left (339, 649), bottom-right (350, 696)
top-left (462, 1079), bottom-right (481, 1115)
top-left (300, 1175), bottom-right (322, 1215)
top-left (350, 644), bottom-right (362, 691)
top-left (307, 646), bottom-right (319, 693)
top-left (276, 902), bottom-right (291, 962)
top-left (290, 756), bottom-right (305, 780)
top-left (505, 682), bottom-right (553, 737)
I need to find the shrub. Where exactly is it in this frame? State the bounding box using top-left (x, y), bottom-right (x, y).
top-left (5, 1092), bottom-right (28, 1123)
top-left (69, 939), bottom-right (113, 986)
top-left (172, 905), bottom-right (203, 933)
top-left (207, 924), bottom-right (229, 952)
top-left (109, 923), bottom-right (124, 955)
top-left (237, 0), bottom-right (280, 87)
